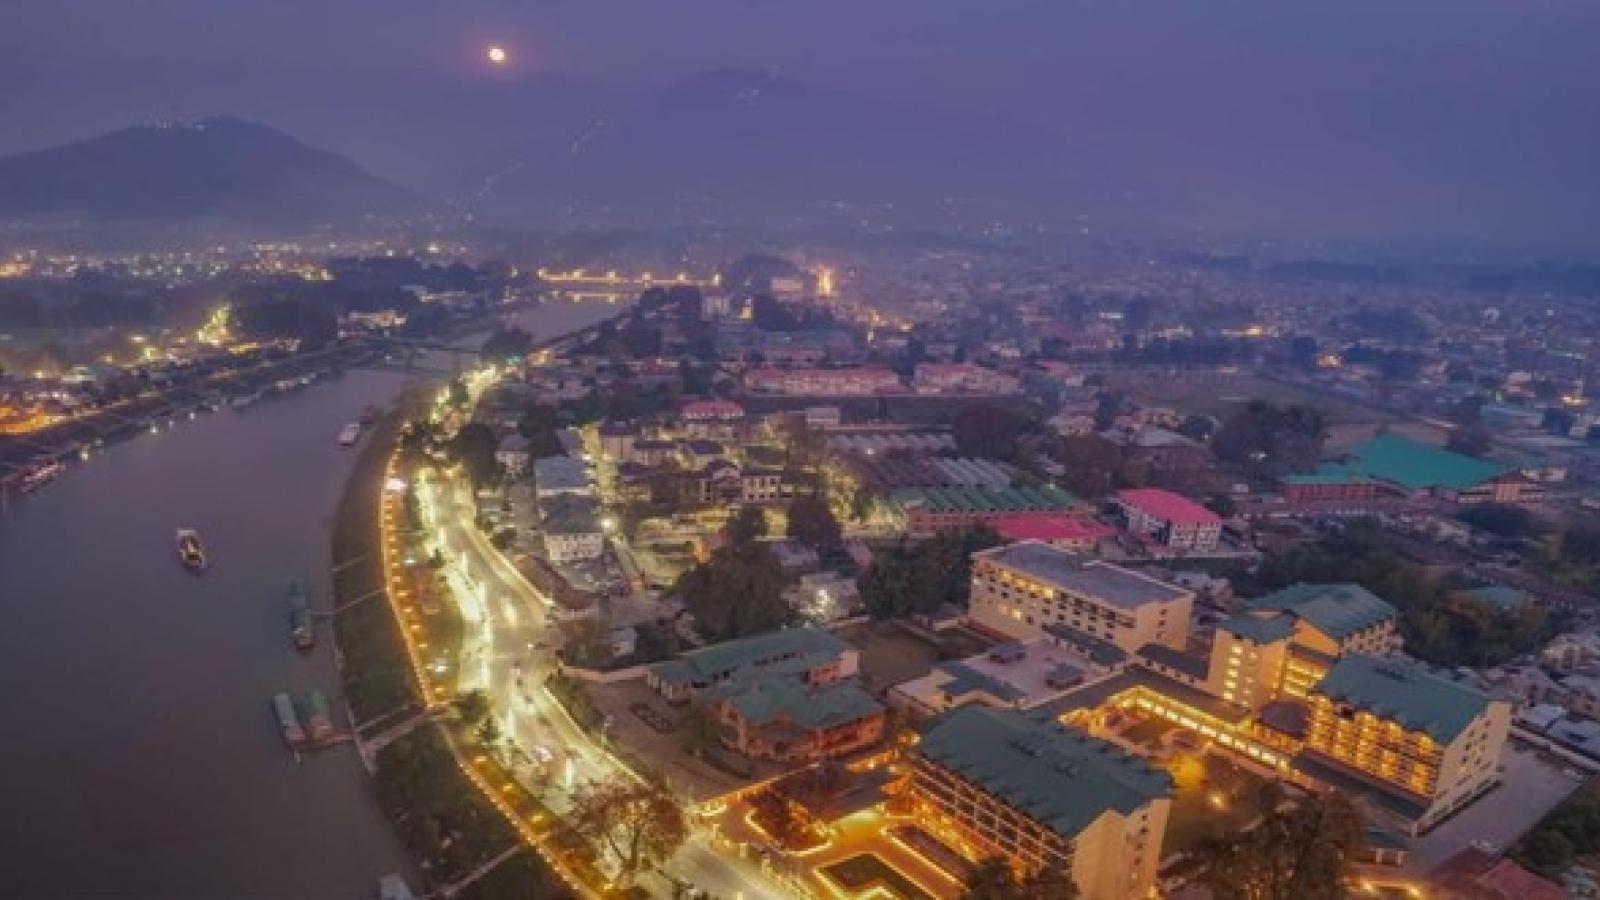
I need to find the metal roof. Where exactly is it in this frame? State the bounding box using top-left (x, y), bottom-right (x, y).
top-left (917, 707), bottom-right (1171, 839)
top-left (1311, 654), bottom-right (1495, 743)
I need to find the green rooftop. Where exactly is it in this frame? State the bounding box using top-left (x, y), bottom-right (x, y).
top-left (917, 706), bottom-right (1171, 839)
top-left (1311, 654), bottom-right (1495, 743)
top-left (1218, 612), bottom-right (1298, 644)
top-left (1309, 434), bottom-right (1508, 492)
top-left (722, 677), bottom-right (883, 732)
top-left (651, 626), bottom-right (846, 685)
top-left (1247, 583), bottom-right (1397, 642)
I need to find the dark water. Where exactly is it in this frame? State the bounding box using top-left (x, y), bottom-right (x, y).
top-left (0, 301), bottom-right (621, 899)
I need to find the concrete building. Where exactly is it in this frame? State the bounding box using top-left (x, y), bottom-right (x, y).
top-left (911, 363), bottom-right (1020, 395)
top-left (533, 455), bottom-right (592, 498)
top-left (1285, 434), bottom-right (1546, 505)
top-left (1301, 655), bottom-right (1511, 831)
top-left (1115, 488), bottom-right (1222, 553)
top-left (968, 541), bottom-right (1194, 653)
top-left (540, 494), bottom-right (604, 563)
top-left (743, 366), bottom-right (902, 396)
top-left (905, 707), bottom-right (1171, 899)
top-left (495, 434), bottom-right (532, 478)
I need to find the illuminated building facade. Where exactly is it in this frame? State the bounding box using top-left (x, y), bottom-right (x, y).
top-left (969, 542), bottom-right (1194, 653)
top-left (906, 706), bottom-right (1171, 900)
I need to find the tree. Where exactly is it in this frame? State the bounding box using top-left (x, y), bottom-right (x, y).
top-left (959, 858), bottom-right (1078, 900)
top-left (1458, 503), bottom-right (1539, 539)
top-left (1212, 400), bottom-right (1326, 478)
top-left (677, 703), bottom-right (724, 758)
top-left (725, 506), bottom-right (768, 549)
top-left (787, 496), bottom-right (842, 551)
top-left (1191, 791), bottom-right (1365, 900)
top-left (953, 404), bottom-right (1031, 461)
top-left (1446, 424), bottom-right (1494, 458)
top-left (674, 544), bottom-right (790, 641)
top-left (450, 423), bottom-right (502, 486)
top-left (481, 325), bottom-right (533, 361)
top-left (859, 526), bottom-right (1001, 619)
top-left (568, 777), bottom-right (688, 886)
top-left (749, 789), bottom-right (805, 848)
top-left (456, 689), bottom-right (491, 725)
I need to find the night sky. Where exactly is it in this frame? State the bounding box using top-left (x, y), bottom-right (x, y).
top-left (4, 0), bottom-right (1598, 247)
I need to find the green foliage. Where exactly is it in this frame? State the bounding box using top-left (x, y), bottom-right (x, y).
top-left (787, 495), bottom-right (842, 550)
top-left (449, 422), bottom-right (502, 486)
top-left (456, 689), bottom-right (491, 725)
top-left (1191, 790), bottom-right (1365, 900)
top-left (674, 544), bottom-right (791, 642)
top-left (1515, 785), bottom-right (1600, 875)
top-left (1212, 399), bottom-right (1327, 478)
top-left (1447, 423), bottom-right (1494, 457)
top-left (959, 858), bottom-right (1078, 900)
top-left (568, 777), bottom-right (688, 886)
top-left (1250, 520), bottom-right (1547, 667)
top-left (859, 526), bottom-right (1002, 619)
top-left (725, 506), bottom-right (769, 549)
top-left (515, 405), bottom-right (567, 457)
top-left (1458, 503), bottom-right (1540, 539)
top-left (480, 325), bottom-right (533, 360)
top-left (953, 404), bottom-right (1031, 462)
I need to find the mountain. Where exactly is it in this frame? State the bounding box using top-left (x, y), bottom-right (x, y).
top-left (0, 117), bottom-right (412, 226)
top-left (466, 68), bottom-right (1114, 228)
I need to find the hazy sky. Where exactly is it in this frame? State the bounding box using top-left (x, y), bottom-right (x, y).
top-left (4, 0), bottom-right (1598, 247)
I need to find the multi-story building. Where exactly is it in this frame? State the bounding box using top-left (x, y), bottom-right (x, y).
top-left (647, 627), bottom-right (884, 762)
top-left (540, 494), bottom-right (604, 563)
top-left (532, 455), bottom-right (592, 498)
top-left (495, 434), bottom-right (532, 478)
top-left (1115, 488), bottom-right (1222, 553)
top-left (968, 541), bottom-right (1193, 653)
top-left (743, 366), bottom-right (903, 396)
top-left (1301, 654), bottom-right (1510, 831)
top-left (912, 363), bottom-right (1021, 395)
top-left (905, 706), bottom-right (1171, 900)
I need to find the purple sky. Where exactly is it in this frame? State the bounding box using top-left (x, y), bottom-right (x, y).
top-left (4, 0), bottom-right (1598, 247)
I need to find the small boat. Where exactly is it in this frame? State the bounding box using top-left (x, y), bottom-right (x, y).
top-left (176, 528), bottom-right (208, 571)
top-left (338, 423), bottom-right (361, 447)
top-left (20, 460), bottom-right (64, 492)
top-left (304, 689), bottom-right (334, 743)
top-left (288, 582), bottom-right (315, 651)
top-left (272, 692), bottom-right (307, 747)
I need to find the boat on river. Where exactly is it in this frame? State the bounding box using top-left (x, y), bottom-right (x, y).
top-left (288, 581), bottom-right (314, 651)
top-left (272, 692), bottom-right (306, 747)
top-left (338, 423), bottom-right (361, 447)
top-left (176, 528), bottom-right (208, 571)
top-left (20, 460), bottom-right (64, 493)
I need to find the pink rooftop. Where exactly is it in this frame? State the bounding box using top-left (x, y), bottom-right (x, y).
top-left (1116, 488), bottom-right (1220, 526)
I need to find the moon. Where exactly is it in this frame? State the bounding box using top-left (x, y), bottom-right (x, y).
top-left (486, 46), bottom-right (508, 65)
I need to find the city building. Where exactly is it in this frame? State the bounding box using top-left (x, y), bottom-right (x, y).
top-left (647, 627), bottom-right (885, 762)
top-left (991, 513), bottom-right (1119, 553)
top-left (1287, 434), bottom-right (1546, 505)
top-left (968, 541), bottom-right (1194, 652)
top-left (743, 366), bottom-right (902, 396)
top-left (1115, 488), bottom-right (1222, 553)
top-left (911, 362), bottom-right (1020, 395)
top-left (891, 639), bottom-right (1109, 717)
top-left (533, 455), bottom-right (592, 498)
top-left (540, 494), bottom-right (604, 563)
top-left (1300, 655), bottom-right (1510, 831)
top-left (495, 434), bottom-right (531, 478)
top-left (904, 706), bottom-right (1171, 899)
top-left (890, 485), bottom-right (1079, 534)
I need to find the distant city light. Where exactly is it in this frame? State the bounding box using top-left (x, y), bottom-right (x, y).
top-left (486, 46), bottom-right (508, 65)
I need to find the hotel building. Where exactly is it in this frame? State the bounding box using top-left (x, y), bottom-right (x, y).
top-left (906, 706), bottom-right (1171, 900)
top-left (969, 541), bottom-right (1194, 653)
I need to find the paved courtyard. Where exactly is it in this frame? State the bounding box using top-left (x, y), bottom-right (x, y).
top-left (1405, 744), bottom-right (1585, 872)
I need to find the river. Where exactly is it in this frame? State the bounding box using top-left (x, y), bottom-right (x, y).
top-left (0, 299), bottom-right (623, 899)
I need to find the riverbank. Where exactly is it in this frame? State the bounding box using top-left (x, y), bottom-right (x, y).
top-left (330, 399), bottom-right (571, 900)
